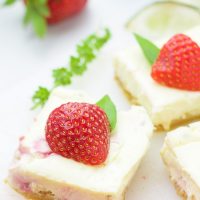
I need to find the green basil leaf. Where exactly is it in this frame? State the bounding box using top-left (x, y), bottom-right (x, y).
top-left (134, 33), bottom-right (160, 65)
top-left (96, 95), bottom-right (117, 132)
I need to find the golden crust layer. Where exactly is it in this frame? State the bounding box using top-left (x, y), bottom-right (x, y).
top-left (11, 187), bottom-right (120, 200)
top-left (170, 176), bottom-right (196, 200)
top-left (6, 178), bottom-right (123, 200)
top-left (6, 180), bottom-right (54, 200)
top-left (161, 146), bottom-right (200, 200)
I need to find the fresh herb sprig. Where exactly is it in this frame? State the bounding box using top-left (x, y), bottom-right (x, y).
top-left (32, 28), bottom-right (111, 109)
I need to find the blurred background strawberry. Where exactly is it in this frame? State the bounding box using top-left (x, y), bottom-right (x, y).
top-left (47, 0), bottom-right (87, 24)
top-left (4, 0), bottom-right (88, 37)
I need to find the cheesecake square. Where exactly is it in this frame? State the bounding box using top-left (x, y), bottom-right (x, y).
top-left (7, 88), bottom-right (153, 200)
top-left (161, 122), bottom-right (200, 199)
top-left (114, 26), bottom-right (200, 130)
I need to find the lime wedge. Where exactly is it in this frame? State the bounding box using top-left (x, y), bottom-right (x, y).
top-left (126, 1), bottom-right (200, 41)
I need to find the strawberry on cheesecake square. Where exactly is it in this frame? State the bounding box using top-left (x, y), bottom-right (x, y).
top-left (7, 88), bottom-right (153, 200)
top-left (114, 25), bottom-right (200, 130)
top-left (161, 122), bottom-right (200, 200)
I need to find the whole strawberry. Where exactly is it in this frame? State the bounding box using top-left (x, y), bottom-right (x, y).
top-left (151, 34), bottom-right (200, 91)
top-left (45, 102), bottom-right (110, 165)
top-left (135, 33), bottom-right (200, 91)
top-left (47, 0), bottom-right (87, 24)
top-left (5, 0), bottom-right (87, 37)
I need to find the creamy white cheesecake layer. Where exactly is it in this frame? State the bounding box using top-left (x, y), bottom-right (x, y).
top-left (8, 88), bottom-right (153, 200)
top-left (161, 122), bottom-right (200, 199)
top-left (115, 26), bottom-right (200, 130)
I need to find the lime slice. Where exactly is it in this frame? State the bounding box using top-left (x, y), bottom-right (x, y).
top-left (126, 1), bottom-right (200, 41)
top-left (170, 0), bottom-right (200, 8)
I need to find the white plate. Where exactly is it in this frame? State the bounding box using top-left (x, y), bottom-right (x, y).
top-left (0, 0), bottom-right (180, 199)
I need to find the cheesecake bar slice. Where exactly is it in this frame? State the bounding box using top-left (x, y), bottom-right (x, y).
top-left (7, 88), bottom-right (153, 200)
top-left (161, 122), bottom-right (200, 199)
top-left (114, 26), bottom-right (200, 130)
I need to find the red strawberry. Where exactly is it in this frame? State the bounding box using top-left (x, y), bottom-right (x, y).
top-left (151, 34), bottom-right (200, 91)
top-left (47, 0), bottom-right (87, 24)
top-left (45, 102), bottom-right (110, 165)
top-left (21, 0), bottom-right (87, 37)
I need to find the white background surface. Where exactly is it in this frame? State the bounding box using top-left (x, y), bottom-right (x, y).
top-left (0, 0), bottom-right (181, 199)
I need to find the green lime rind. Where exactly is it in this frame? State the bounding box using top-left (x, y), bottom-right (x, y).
top-left (126, 1), bottom-right (200, 40)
